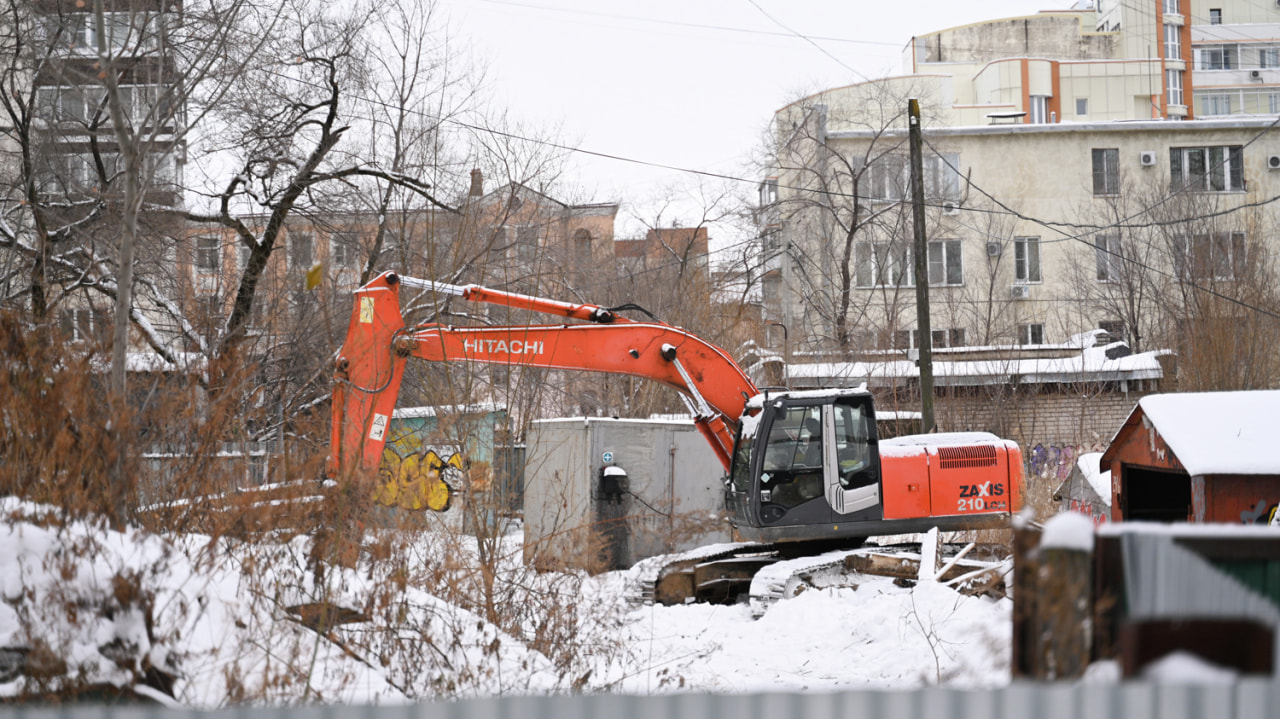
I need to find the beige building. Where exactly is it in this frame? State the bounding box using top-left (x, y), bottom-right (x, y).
top-left (765, 0), bottom-right (1280, 359)
top-left (762, 0), bottom-right (1280, 442)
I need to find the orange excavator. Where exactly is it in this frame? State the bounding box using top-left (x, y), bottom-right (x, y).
top-left (328, 272), bottom-right (1023, 554)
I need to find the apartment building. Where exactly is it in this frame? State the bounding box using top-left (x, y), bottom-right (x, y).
top-left (762, 0), bottom-right (1280, 440)
top-left (20, 1), bottom-right (185, 344)
top-left (764, 0), bottom-right (1280, 358)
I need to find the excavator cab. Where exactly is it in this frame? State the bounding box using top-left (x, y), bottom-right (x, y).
top-left (726, 390), bottom-right (884, 544)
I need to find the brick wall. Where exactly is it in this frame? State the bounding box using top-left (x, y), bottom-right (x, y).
top-left (874, 386), bottom-right (1148, 448)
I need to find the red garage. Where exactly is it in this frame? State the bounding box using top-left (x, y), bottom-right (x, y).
top-left (1101, 390), bottom-right (1279, 524)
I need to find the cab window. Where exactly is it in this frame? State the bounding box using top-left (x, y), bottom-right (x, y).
top-left (759, 405), bottom-right (824, 508)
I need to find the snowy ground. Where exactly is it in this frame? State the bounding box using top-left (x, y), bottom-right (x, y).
top-left (0, 498), bottom-right (1011, 706)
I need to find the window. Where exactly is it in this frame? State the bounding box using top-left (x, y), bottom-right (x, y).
top-left (1014, 237), bottom-right (1041, 283)
top-left (1260, 48), bottom-right (1280, 69)
top-left (331, 232), bottom-right (358, 270)
top-left (1170, 146), bottom-right (1244, 192)
top-left (1196, 45), bottom-right (1237, 70)
top-left (1094, 234), bottom-right (1122, 282)
top-left (865, 154), bottom-right (908, 201)
top-left (195, 236), bottom-right (220, 273)
top-left (1076, 98), bottom-right (1088, 116)
top-left (855, 241), bottom-right (911, 287)
top-left (1092, 148), bottom-right (1119, 195)
top-left (1271, 94), bottom-right (1280, 114)
top-left (1099, 320), bottom-right (1125, 339)
top-left (1018, 323), bottom-right (1045, 345)
top-left (514, 226), bottom-right (539, 262)
top-left (1174, 232), bottom-right (1246, 280)
top-left (1029, 95), bottom-right (1049, 124)
top-left (759, 178), bottom-right (778, 206)
top-left (1201, 94), bottom-right (1231, 116)
top-left (572, 229), bottom-right (593, 264)
top-left (855, 240), bottom-right (960, 287)
top-left (927, 239), bottom-right (963, 286)
top-left (1166, 69), bottom-right (1184, 106)
top-left (924, 153), bottom-right (961, 200)
top-left (1209, 8), bottom-right (1221, 25)
top-left (1164, 24), bottom-right (1181, 60)
top-left (759, 405), bottom-right (825, 509)
top-left (1163, 0), bottom-right (1179, 14)
top-left (59, 308), bottom-right (109, 343)
top-left (865, 153), bottom-right (960, 201)
top-left (289, 232), bottom-right (313, 270)
top-left (892, 328), bottom-right (966, 350)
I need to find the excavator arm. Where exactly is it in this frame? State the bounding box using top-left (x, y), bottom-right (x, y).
top-left (327, 272), bottom-right (759, 486)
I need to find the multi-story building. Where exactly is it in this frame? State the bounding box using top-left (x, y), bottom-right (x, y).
top-left (762, 0), bottom-right (1280, 442)
top-left (24, 1), bottom-right (185, 342)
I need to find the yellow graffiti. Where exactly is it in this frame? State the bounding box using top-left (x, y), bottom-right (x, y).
top-left (375, 448), bottom-right (459, 512)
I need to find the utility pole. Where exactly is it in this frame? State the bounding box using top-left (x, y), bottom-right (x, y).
top-left (908, 99), bottom-right (935, 433)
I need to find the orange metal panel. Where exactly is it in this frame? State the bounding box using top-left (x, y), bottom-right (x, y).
top-left (880, 451), bottom-right (931, 519)
top-left (927, 445), bottom-right (1016, 517)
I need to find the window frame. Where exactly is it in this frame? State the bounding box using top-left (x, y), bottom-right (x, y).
top-left (1014, 237), bottom-right (1042, 284)
top-left (1091, 148), bottom-right (1119, 196)
top-left (194, 235), bottom-right (221, 274)
top-left (1018, 323), bottom-right (1046, 346)
top-left (1170, 145), bottom-right (1245, 192)
top-left (926, 239), bottom-right (964, 287)
top-left (289, 231), bottom-right (314, 271)
top-left (1094, 234), bottom-right (1123, 282)
top-left (330, 231), bottom-right (359, 271)
top-left (1166, 69), bottom-right (1184, 106)
top-left (1174, 232), bottom-right (1246, 280)
top-left (1164, 24), bottom-right (1181, 60)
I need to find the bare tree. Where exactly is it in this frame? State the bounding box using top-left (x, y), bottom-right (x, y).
top-left (764, 82), bottom-right (963, 356)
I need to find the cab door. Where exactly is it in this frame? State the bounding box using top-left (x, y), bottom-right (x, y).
top-left (824, 399), bottom-right (881, 517)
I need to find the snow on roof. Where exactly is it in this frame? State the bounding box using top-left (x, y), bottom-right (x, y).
top-left (1076, 452), bottom-right (1112, 505)
top-left (1136, 390), bottom-right (1280, 476)
top-left (788, 343), bottom-right (1166, 387)
top-left (393, 403), bottom-right (505, 419)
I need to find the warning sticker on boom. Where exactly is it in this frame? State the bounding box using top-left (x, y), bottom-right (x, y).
top-left (369, 413), bottom-right (388, 442)
top-left (360, 296), bottom-right (376, 324)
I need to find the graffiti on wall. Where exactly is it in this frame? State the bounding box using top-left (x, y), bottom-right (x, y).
top-left (375, 446), bottom-right (461, 512)
top-left (1029, 442), bottom-right (1110, 527)
top-left (1027, 443), bottom-right (1106, 482)
top-left (1241, 500), bottom-right (1279, 526)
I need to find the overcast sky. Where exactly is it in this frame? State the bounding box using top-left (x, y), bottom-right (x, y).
top-left (447, 0), bottom-right (1070, 237)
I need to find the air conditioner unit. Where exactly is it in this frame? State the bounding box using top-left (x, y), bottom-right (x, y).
top-left (986, 241), bottom-right (1003, 257)
top-left (942, 201), bottom-right (960, 216)
top-left (1268, 154), bottom-right (1280, 170)
top-left (1250, 69), bottom-right (1264, 81)
top-left (1010, 285), bottom-right (1031, 300)
top-left (1138, 151), bottom-right (1158, 167)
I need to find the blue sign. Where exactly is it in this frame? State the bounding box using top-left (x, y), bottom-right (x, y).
top-left (602, 451), bottom-right (614, 463)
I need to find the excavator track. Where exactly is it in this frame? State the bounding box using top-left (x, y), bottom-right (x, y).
top-left (625, 542), bottom-right (775, 605)
top-left (626, 537), bottom-right (1011, 612)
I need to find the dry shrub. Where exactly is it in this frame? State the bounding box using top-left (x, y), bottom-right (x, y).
top-left (0, 312), bottom-right (124, 520)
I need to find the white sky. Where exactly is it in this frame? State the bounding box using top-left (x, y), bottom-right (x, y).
top-left (447, 0), bottom-right (1071, 237)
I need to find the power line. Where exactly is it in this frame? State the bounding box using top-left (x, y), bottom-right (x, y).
top-left (475, 0), bottom-right (902, 48)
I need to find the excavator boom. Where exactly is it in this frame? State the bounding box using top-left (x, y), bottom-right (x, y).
top-left (327, 272), bottom-right (757, 482)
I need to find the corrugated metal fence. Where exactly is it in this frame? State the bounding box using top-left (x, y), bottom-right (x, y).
top-left (3, 681), bottom-right (1278, 719)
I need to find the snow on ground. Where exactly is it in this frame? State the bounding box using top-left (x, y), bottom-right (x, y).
top-left (0, 498), bottom-right (1012, 705)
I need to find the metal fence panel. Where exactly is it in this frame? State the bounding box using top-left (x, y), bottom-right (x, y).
top-left (4, 681), bottom-right (1280, 719)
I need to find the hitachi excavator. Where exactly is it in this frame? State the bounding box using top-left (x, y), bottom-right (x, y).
top-left (328, 272), bottom-right (1023, 602)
